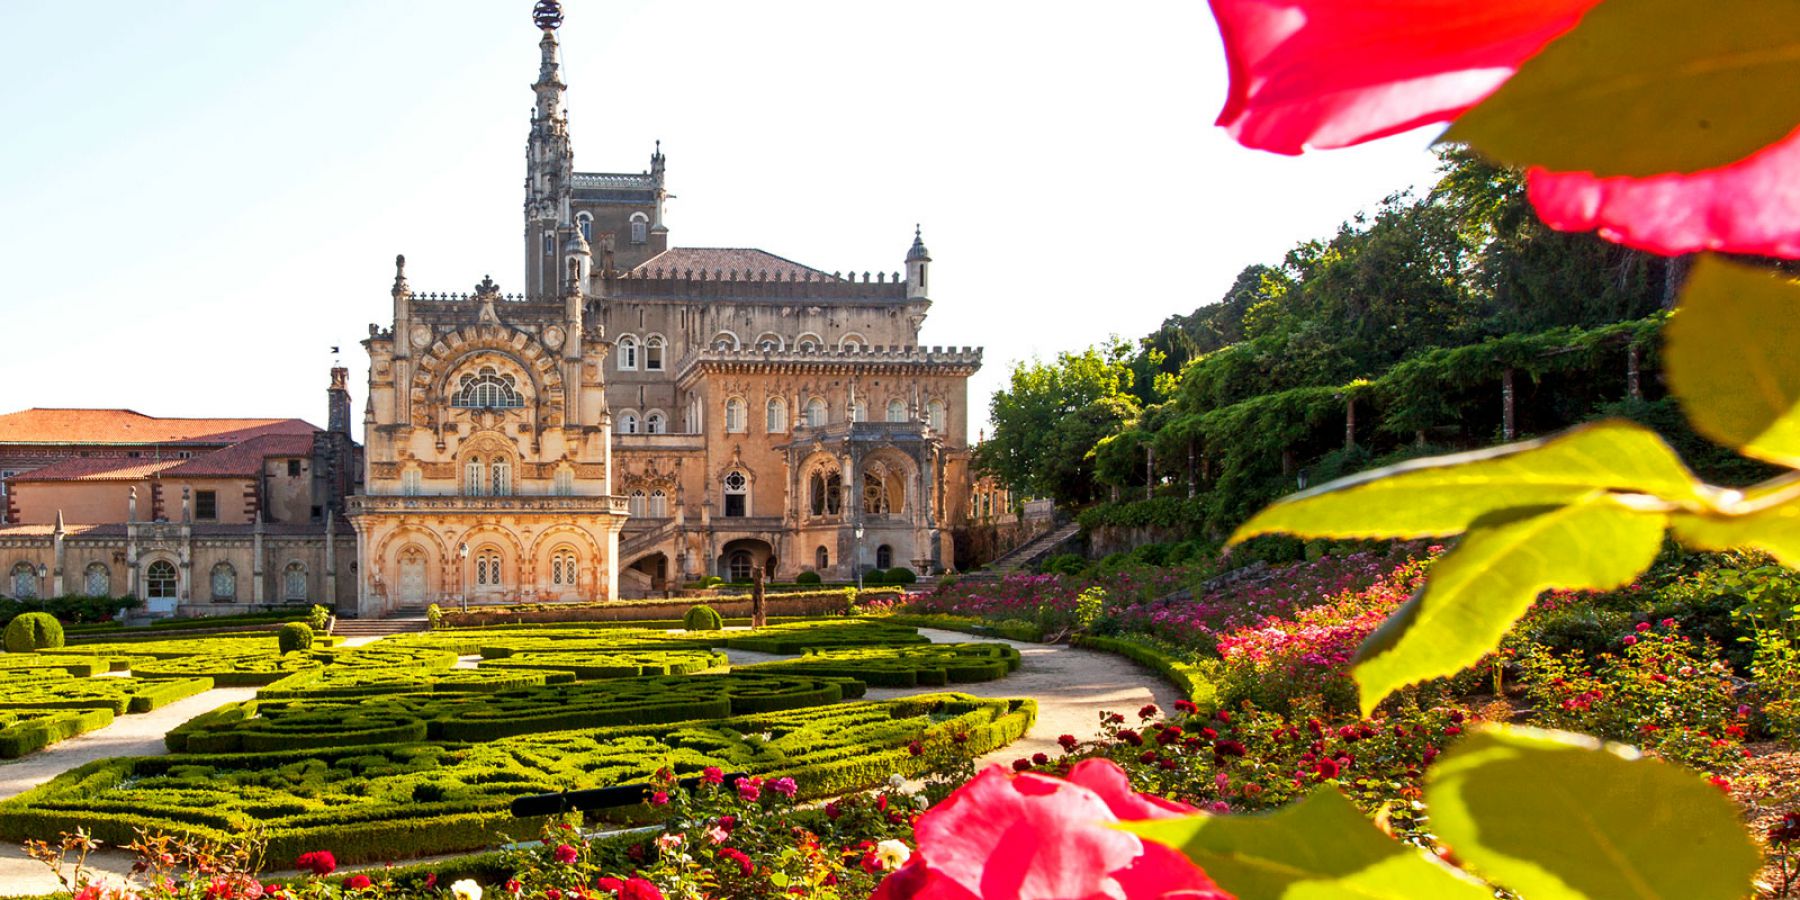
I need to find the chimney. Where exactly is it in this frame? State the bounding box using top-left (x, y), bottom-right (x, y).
top-left (328, 367), bottom-right (352, 436)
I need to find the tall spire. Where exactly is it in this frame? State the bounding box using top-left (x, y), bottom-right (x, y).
top-left (531, 1), bottom-right (567, 122)
top-left (524, 0), bottom-right (576, 298)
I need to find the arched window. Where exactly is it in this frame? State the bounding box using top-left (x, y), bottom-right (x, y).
top-left (644, 335), bottom-right (665, 370)
top-left (725, 397), bottom-right (747, 433)
top-left (282, 562), bottom-right (307, 602)
top-left (648, 489), bottom-right (668, 518)
top-left (645, 412), bottom-right (666, 434)
top-left (475, 550), bottom-right (502, 587)
top-left (886, 399), bottom-right (908, 422)
top-left (727, 550), bottom-right (754, 583)
top-left (211, 562), bottom-right (237, 602)
top-left (723, 470), bottom-right (748, 517)
top-left (864, 472), bottom-right (891, 515)
top-left (146, 560), bottom-right (177, 600)
top-left (927, 399), bottom-right (947, 433)
top-left (840, 334), bottom-right (866, 352)
top-left (618, 336), bottom-right (638, 371)
top-left (816, 546), bottom-right (830, 571)
top-left (711, 331), bottom-right (740, 352)
top-left (577, 213), bottom-right (593, 241)
top-left (401, 467), bottom-right (422, 496)
top-left (455, 367), bottom-right (524, 409)
top-left (851, 399), bottom-right (868, 423)
top-left (809, 470), bottom-right (843, 516)
top-left (491, 457), bottom-right (512, 495)
top-left (766, 397), bottom-right (787, 433)
top-left (877, 545), bottom-right (894, 570)
top-left (754, 333), bottom-right (783, 352)
top-left (465, 458), bottom-right (487, 496)
top-left (805, 398), bottom-right (828, 428)
top-left (628, 490), bottom-right (647, 517)
top-left (618, 411), bottom-right (640, 434)
top-left (796, 334), bottom-right (822, 353)
top-left (554, 466), bottom-right (574, 496)
top-left (551, 549), bottom-right (578, 587)
top-left (83, 563), bottom-right (110, 598)
top-left (686, 398), bottom-right (702, 432)
top-left (630, 212), bottom-right (649, 244)
top-left (10, 562), bottom-right (38, 600)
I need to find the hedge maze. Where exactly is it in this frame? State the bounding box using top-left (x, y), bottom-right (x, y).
top-left (742, 642), bottom-right (1023, 686)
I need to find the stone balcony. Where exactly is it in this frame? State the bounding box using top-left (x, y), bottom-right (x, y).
top-left (346, 494), bottom-right (628, 516)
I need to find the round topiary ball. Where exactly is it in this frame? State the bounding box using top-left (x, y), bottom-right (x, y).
top-left (794, 570), bottom-right (822, 585)
top-left (863, 569), bottom-right (888, 585)
top-left (4, 612), bottom-right (64, 653)
top-left (278, 621), bottom-right (315, 653)
top-left (683, 604), bottom-right (724, 632)
top-left (885, 566), bottom-right (918, 585)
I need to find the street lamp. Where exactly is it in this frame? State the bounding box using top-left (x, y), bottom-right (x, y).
top-left (35, 563), bottom-right (47, 605)
top-left (458, 543), bottom-right (469, 613)
top-left (853, 522), bottom-right (865, 592)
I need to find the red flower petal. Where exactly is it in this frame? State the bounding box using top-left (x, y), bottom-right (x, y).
top-left (1527, 127), bottom-right (1800, 258)
top-left (1211, 0), bottom-right (1598, 154)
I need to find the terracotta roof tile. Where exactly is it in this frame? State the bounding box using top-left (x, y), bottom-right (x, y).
top-left (9, 458), bottom-right (181, 483)
top-left (629, 248), bottom-right (838, 281)
top-left (0, 409), bottom-right (318, 446)
top-left (164, 433), bottom-right (317, 478)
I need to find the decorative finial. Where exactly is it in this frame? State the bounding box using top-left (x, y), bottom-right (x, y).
top-left (392, 254), bottom-right (408, 293)
top-left (532, 0), bottom-right (563, 31)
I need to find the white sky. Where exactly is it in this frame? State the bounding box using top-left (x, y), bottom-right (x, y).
top-left (0, 1), bottom-right (1444, 442)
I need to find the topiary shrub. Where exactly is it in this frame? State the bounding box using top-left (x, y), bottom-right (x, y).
top-left (863, 569), bottom-right (888, 585)
top-left (308, 604), bottom-right (331, 631)
top-left (278, 622), bottom-right (315, 653)
top-left (4, 612), bottom-right (64, 653)
top-left (795, 571), bottom-right (823, 585)
top-left (885, 567), bottom-right (918, 585)
top-left (683, 604), bottom-right (724, 631)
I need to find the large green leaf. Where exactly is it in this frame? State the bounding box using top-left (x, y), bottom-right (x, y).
top-left (1230, 421), bottom-right (1703, 543)
top-left (1427, 726), bottom-right (1761, 900)
top-left (1444, 0), bottom-right (1800, 176)
top-left (1352, 495), bottom-right (1665, 715)
top-left (1673, 504), bottom-right (1800, 567)
top-left (1122, 788), bottom-right (1489, 900)
top-left (1665, 256), bottom-right (1800, 468)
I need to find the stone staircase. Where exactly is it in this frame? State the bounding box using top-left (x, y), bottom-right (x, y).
top-left (618, 520), bottom-right (679, 561)
top-left (332, 607), bottom-right (431, 637)
top-left (972, 522), bottom-right (1082, 578)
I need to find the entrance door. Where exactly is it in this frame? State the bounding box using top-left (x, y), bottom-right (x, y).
top-left (398, 550), bottom-right (427, 605)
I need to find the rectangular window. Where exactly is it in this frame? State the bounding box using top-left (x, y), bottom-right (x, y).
top-left (724, 494), bottom-right (746, 517)
top-left (288, 460), bottom-right (302, 477)
top-left (195, 490), bottom-right (217, 521)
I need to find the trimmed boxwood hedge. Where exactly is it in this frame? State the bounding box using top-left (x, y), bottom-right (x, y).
top-left (1071, 634), bottom-right (1221, 710)
top-left (743, 643), bottom-right (1022, 687)
top-left (13, 694), bottom-right (1034, 864)
top-left (3, 613), bottom-right (64, 653)
top-left (0, 676), bottom-right (213, 715)
top-left (480, 649), bottom-right (728, 679)
top-left (258, 666), bottom-right (558, 699)
top-left (0, 707), bottom-right (114, 757)
top-left (722, 621), bottom-right (929, 654)
top-left (0, 655), bottom-right (108, 678)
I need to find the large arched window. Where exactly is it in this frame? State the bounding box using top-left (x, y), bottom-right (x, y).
top-left (11, 562), bottom-right (38, 600)
top-left (851, 399), bottom-right (868, 423)
top-left (877, 545), bottom-right (894, 570)
top-left (725, 397), bottom-right (747, 433)
top-left (211, 562), bottom-right (237, 602)
top-left (727, 550), bottom-right (754, 583)
top-left (551, 548), bottom-right (578, 587)
top-left (282, 562), bottom-right (307, 602)
top-left (465, 458), bottom-right (487, 496)
top-left (927, 399), bottom-right (947, 433)
top-left (491, 457), bottom-right (512, 495)
top-left (628, 490), bottom-right (647, 517)
top-left (809, 470), bottom-right (843, 516)
top-left (722, 470), bottom-right (748, 517)
top-left (886, 399), bottom-right (908, 423)
top-left (147, 561), bottom-right (177, 600)
top-left (617, 336), bottom-right (639, 371)
top-left (805, 398), bottom-right (828, 428)
top-left (645, 411), bottom-right (667, 434)
top-left (83, 563), bottom-right (110, 598)
top-left (766, 397), bottom-right (787, 433)
top-left (863, 472), bottom-right (893, 515)
top-left (454, 367), bottom-right (524, 409)
top-left (711, 331), bottom-right (740, 352)
top-left (648, 489), bottom-right (668, 518)
top-left (630, 212), bottom-right (649, 244)
top-left (644, 335), bottom-right (666, 371)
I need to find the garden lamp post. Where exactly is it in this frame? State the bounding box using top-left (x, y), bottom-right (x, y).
top-left (458, 543), bottom-right (469, 613)
top-left (35, 563), bottom-right (47, 607)
top-left (854, 522), bottom-right (865, 592)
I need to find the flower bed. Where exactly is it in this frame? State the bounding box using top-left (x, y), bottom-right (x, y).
top-left (741, 643), bottom-right (1021, 687)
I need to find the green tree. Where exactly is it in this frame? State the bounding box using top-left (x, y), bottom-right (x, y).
top-left (977, 341), bottom-right (1140, 506)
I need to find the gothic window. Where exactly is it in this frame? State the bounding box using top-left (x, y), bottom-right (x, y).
top-left (211, 562), bottom-right (237, 602)
top-left (805, 398), bottom-right (828, 428)
top-left (630, 212), bottom-right (649, 244)
top-left (491, 457), bottom-right (512, 495)
top-left (455, 367), bottom-right (524, 409)
top-left (147, 561), bottom-right (177, 600)
top-left (712, 331), bottom-right (740, 352)
top-left (816, 546), bottom-right (830, 571)
top-left (282, 562), bottom-right (307, 602)
top-left (648, 489), bottom-right (668, 518)
top-left (809, 470), bottom-right (842, 517)
top-left (619, 411), bottom-right (640, 434)
top-left (577, 213), bottom-right (593, 241)
top-left (645, 412), bottom-right (666, 434)
top-left (863, 472), bottom-right (892, 515)
top-left (644, 335), bottom-right (665, 370)
top-left (628, 490), bottom-right (647, 517)
top-left (475, 550), bottom-right (502, 587)
top-left (10, 562), bottom-right (38, 600)
top-left (766, 397), bottom-right (787, 433)
top-left (554, 466), bottom-right (574, 496)
top-left (465, 458), bottom-right (487, 496)
top-left (723, 470), bottom-right (748, 518)
top-left (877, 545), bottom-right (894, 570)
top-left (686, 398), bottom-right (701, 432)
top-left (618, 336), bottom-right (638, 370)
top-left (551, 549), bottom-right (578, 587)
top-left (725, 397), bottom-right (747, 433)
top-left (401, 467), bottom-right (422, 496)
top-left (83, 563), bottom-right (110, 598)
top-left (727, 550), bottom-right (754, 583)
top-left (928, 399), bottom-right (947, 433)
top-left (851, 399), bottom-right (868, 423)
top-left (886, 399), bottom-right (907, 423)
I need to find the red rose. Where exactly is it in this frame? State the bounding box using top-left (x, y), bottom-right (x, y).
top-left (295, 851), bottom-right (336, 877)
top-left (619, 877), bottom-right (662, 900)
top-left (344, 875), bottom-right (372, 891)
top-left (555, 843), bottom-right (580, 865)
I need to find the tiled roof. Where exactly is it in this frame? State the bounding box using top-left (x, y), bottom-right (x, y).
top-left (629, 248), bottom-right (838, 281)
top-left (164, 433), bottom-right (318, 478)
top-left (0, 409), bottom-right (317, 446)
top-left (0, 523), bottom-right (121, 537)
top-left (9, 458), bottom-right (181, 483)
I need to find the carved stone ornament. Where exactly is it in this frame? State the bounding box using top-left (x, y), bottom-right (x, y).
top-left (410, 324), bottom-right (433, 349)
top-left (543, 325), bottom-right (565, 350)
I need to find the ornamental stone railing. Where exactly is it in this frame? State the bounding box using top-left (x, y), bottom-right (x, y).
top-left (346, 495), bottom-right (628, 515)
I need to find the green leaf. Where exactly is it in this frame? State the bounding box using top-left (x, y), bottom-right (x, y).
top-left (1230, 421), bottom-right (1703, 544)
top-left (1665, 256), bottom-right (1800, 468)
top-left (1427, 725), bottom-right (1761, 900)
top-left (1673, 502), bottom-right (1800, 567)
top-left (1122, 788), bottom-right (1489, 900)
top-left (1443, 0), bottom-right (1800, 176)
top-left (1353, 495), bottom-right (1665, 715)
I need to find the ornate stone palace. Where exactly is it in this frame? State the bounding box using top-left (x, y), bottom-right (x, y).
top-left (343, 2), bottom-right (979, 615)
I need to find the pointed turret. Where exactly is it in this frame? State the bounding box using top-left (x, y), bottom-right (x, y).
top-left (905, 225), bottom-right (932, 300)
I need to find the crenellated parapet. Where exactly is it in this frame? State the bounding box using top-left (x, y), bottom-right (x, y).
top-left (675, 345), bottom-right (982, 383)
top-left (603, 267), bottom-right (910, 302)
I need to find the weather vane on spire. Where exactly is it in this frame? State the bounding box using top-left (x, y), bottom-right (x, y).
top-left (532, 0), bottom-right (563, 31)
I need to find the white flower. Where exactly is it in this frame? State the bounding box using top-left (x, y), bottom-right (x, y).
top-left (887, 773), bottom-right (905, 790)
top-left (451, 879), bottom-right (483, 900)
top-left (875, 839), bottom-right (912, 870)
top-left (912, 794), bottom-right (929, 810)
top-left (656, 833), bottom-right (684, 851)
